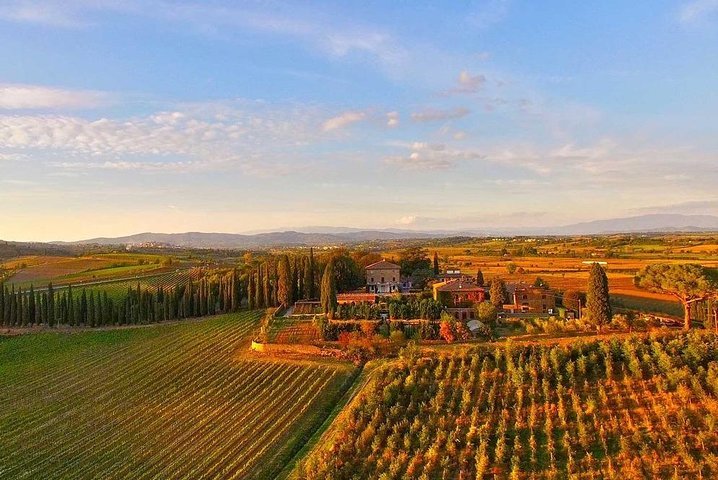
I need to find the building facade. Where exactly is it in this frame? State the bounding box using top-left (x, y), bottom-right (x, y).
top-left (433, 279), bottom-right (486, 307)
top-left (365, 260), bottom-right (402, 294)
top-left (505, 284), bottom-right (557, 314)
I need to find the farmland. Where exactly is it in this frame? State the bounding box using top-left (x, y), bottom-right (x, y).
top-left (0, 311), bottom-right (358, 479)
top-left (297, 332), bottom-right (718, 479)
top-left (1, 253), bottom-right (179, 289)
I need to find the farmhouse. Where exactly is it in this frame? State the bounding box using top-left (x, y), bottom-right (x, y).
top-left (365, 260), bottom-right (402, 294)
top-left (433, 279), bottom-right (486, 320)
top-left (433, 279), bottom-right (486, 306)
top-left (504, 284), bottom-right (557, 314)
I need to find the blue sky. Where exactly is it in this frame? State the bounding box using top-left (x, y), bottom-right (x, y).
top-left (0, 0), bottom-right (717, 241)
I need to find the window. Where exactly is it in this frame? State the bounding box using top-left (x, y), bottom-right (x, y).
top-left (381, 276), bottom-right (385, 283)
top-left (392, 277), bottom-right (396, 282)
top-left (371, 277), bottom-right (374, 283)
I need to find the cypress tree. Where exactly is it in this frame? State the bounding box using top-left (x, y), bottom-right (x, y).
top-left (586, 262), bottom-right (611, 331)
top-left (257, 267), bottom-right (265, 308)
top-left (476, 269), bottom-right (485, 286)
top-left (263, 264), bottom-right (271, 308)
top-left (305, 248), bottom-right (315, 299)
top-left (0, 283), bottom-right (5, 326)
top-left (277, 255), bottom-right (292, 307)
top-left (297, 257), bottom-right (305, 301)
top-left (247, 273), bottom-right (255, 310)
top-left (320, 261), bottom-right (337, 318)
top-left (292, 257), bottom-right (300, 303)
top-left (28, 285), bottom-right (36, 326)
top-left (433, 252), bottom-right (440, 275)
top-left (47, 283), bottom-right (55, 326)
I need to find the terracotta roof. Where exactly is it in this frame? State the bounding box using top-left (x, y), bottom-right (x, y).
top-left (365, 260), bottom-right (400, 270)
top-left (434, 279), bottom-right (484, 292)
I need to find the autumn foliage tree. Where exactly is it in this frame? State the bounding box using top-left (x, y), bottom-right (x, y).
top-left (635, 263), bottom-right (716, 330)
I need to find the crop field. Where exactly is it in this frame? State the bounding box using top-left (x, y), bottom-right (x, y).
top-left (0, 311), bottom-right (357, 479)
top-left (298, 333), bottom-right (718, 479)
top-left (2, 253), bottom-right (174, 288)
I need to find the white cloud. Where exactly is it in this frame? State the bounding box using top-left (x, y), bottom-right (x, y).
top-left (0, 102), bottom-right (320, 174)
top-left (679, 0), bottom-right (718, 23)
top-left (0, 1), bottom-right (88, 27)
top-left (0, 84), bottom-right (111, 110)
top-left (411, 107), bottom-right (470, 122)
top-left (321, 111), bottom-right (366, 132)
top-left (386, 111), bottom-right (399, 127)
top-left (385, 142), bottom-right (479, 170)
top-left (445, 71), bottom-right (486, 95)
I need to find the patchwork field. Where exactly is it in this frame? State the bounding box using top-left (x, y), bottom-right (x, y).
top-left (0, 311), bottom-right (357, 479)
top-left (297, 333), bottom-right (718, 479)
top-left (2, 254), bottom-right (174, 288)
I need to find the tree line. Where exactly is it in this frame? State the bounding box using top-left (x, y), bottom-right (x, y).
top-left (0, 270), bottom-right (242, 328)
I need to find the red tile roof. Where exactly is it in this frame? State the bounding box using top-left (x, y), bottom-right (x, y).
top-left (434, 279), bottom-right (485, 292)
top-left (365, 260), bottom-right (401, 270)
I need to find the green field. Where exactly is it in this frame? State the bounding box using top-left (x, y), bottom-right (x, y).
top-left (0, 311), bottom-right (357, 479)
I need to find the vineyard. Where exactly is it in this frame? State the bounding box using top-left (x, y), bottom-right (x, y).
top-left (0, 311), bottom-right (357, 479)
top-left (297, 333), bottom-right (718, 479)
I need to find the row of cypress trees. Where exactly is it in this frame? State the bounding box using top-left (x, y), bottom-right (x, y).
top-left (246, 248), bottom-right (319, 309)
top-left (0, 269), bottom-right (243, 328)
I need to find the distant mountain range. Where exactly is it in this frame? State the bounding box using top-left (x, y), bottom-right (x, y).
top-left (51, 214), bottom-right (718, 249)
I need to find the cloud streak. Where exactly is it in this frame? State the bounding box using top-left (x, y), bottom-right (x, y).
top-left (411, 107), bottom-right (470, 122)
top-left (679, 0), bottom-right (718, 23)
top-left (0, 84), bottom-right (111, 110)
top-left (321, 111), bottom-right (366, 132)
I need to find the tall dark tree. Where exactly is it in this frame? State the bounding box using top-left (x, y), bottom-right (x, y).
top-left (433, 252), bottom-right (440, 275)
top-left (586, 262), bottom-right (612, 331)
top-left (263, 263), bottom-right (272, 307)
top-left (47, 282), bottom-right (55, 326)
top-left (305, 248), bottom-right (316, 299)
top-left (247, 273), bottom-right (255, 310)
top-left (320, 261), bottom-right (337, 318)
top-left (476, 269), bottom-right (485, 286)
top-left (277, 255), bottom-right (292, 307)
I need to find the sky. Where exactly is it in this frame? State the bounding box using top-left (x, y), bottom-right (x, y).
top-left (0, 0), bottom-right (717, 242)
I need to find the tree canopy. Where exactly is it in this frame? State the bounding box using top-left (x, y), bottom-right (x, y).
top-left (398, 247), bottom-right (431, 277)
top-left (635, 263), bottom-right (716, 330)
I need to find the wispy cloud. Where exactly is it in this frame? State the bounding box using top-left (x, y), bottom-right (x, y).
top-left (630, 199), bottom-right (718, 215)
top-left (0, 1), bottom-right (89, 27)
top-left (679, 0), bottom-right (718, 23)
top-left (384, 142), bottom-right (480, 170)
top-left (0, 101), bottom-right (322, 174)
top-left (321, 111), bottom-right (366, 132)
top-left (411, 107), bottom-right (470, 122)
top-left (386, 111), bottom-right (400, 127)
top-left (444, 71), bottom-right (486, 95)
top-left (0, 84), bottom-right (111, 110)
